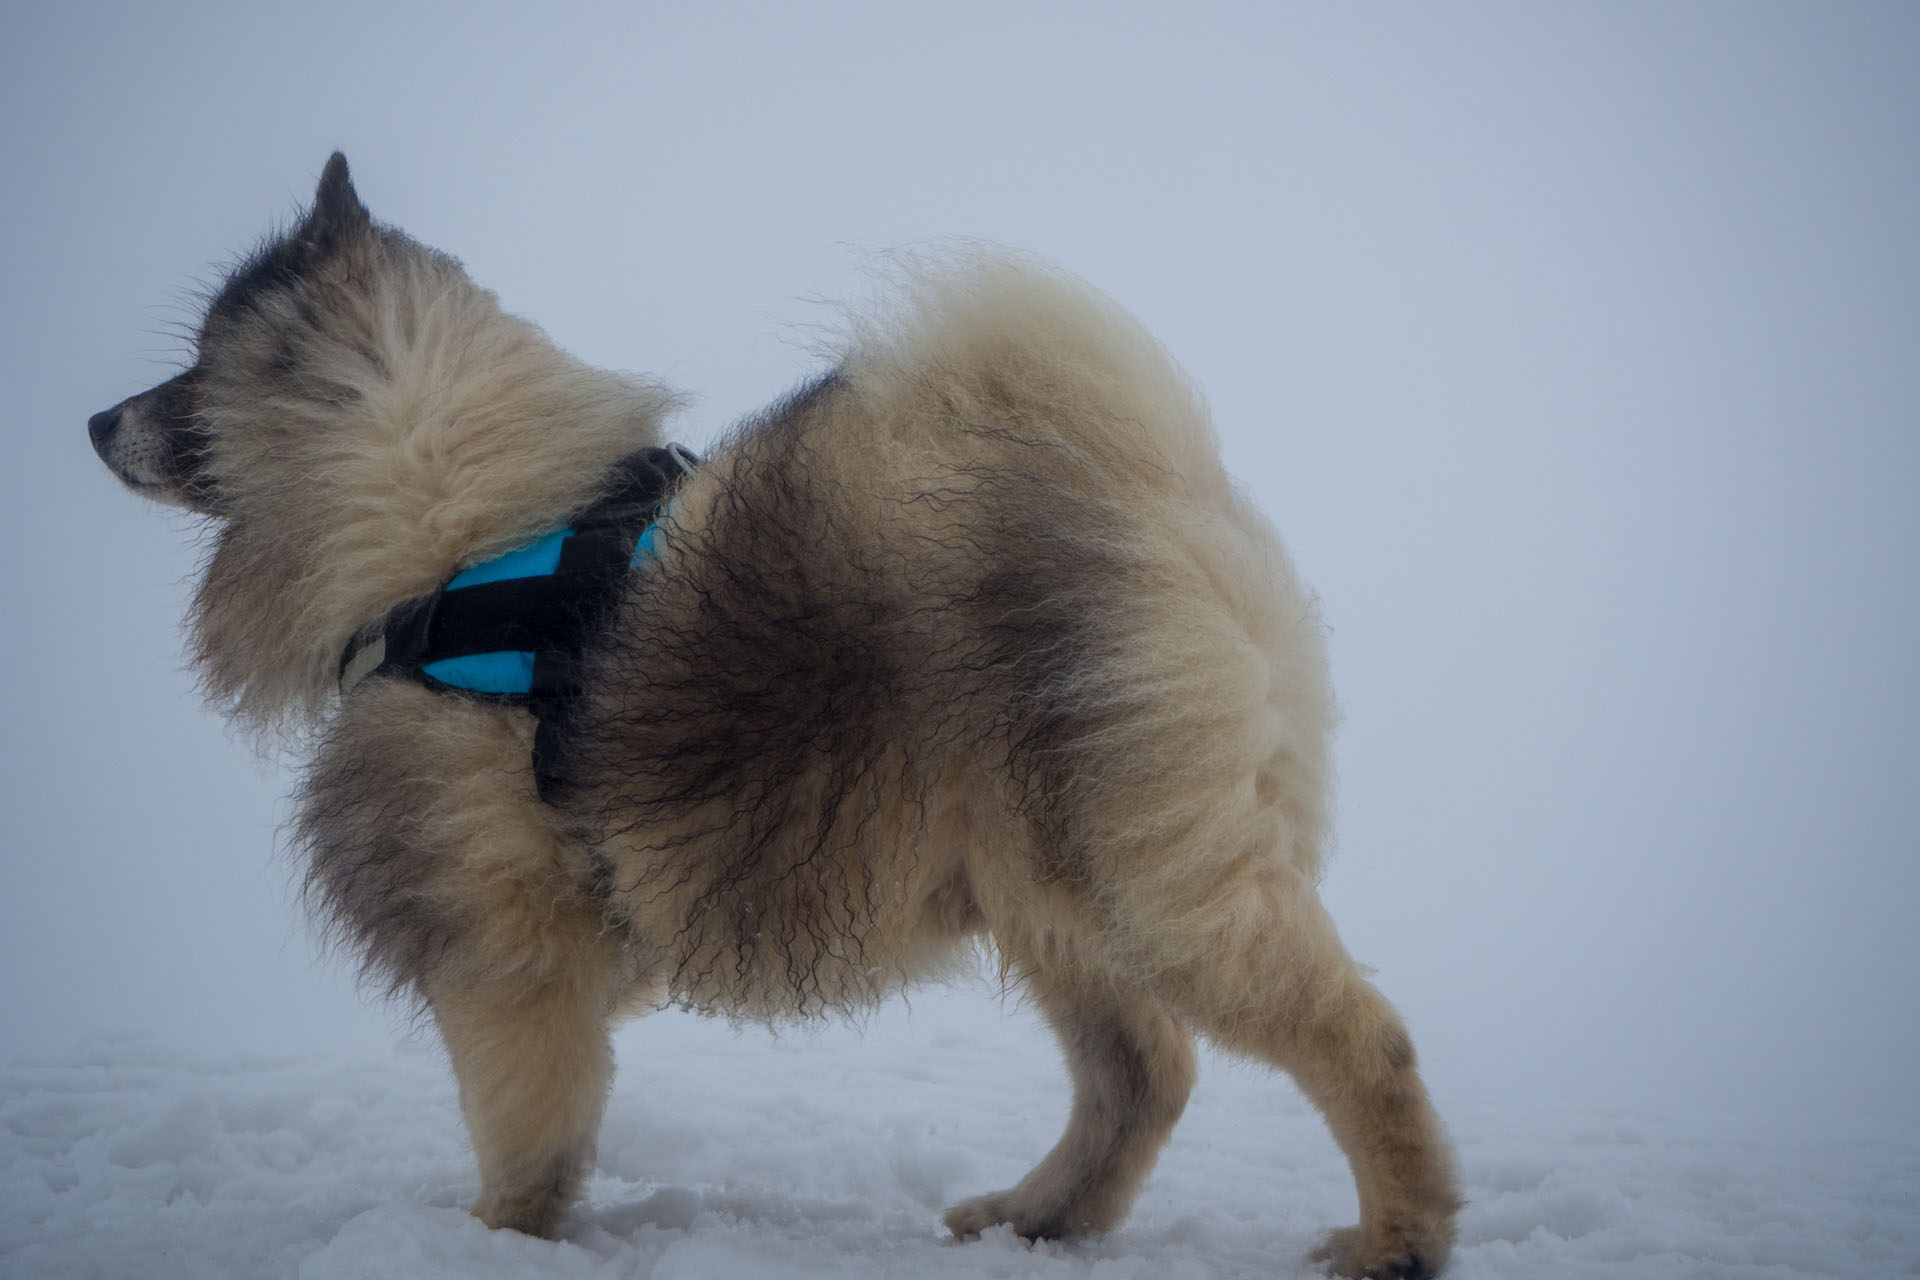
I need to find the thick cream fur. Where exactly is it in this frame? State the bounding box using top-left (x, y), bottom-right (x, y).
top-left (191, 242), bottom-right (682, 733)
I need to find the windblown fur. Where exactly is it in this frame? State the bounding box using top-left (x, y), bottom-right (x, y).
top-left (91, 154), bottom-right (1461, 1278)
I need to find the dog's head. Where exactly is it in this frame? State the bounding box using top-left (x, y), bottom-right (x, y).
top-left (91, 154), bottom-right (678, 732)
top-left (88, 153), bottom-right (385, 514)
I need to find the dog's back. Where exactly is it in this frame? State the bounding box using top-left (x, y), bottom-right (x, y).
top-left (564, 256), bottom-right (1334, 1020)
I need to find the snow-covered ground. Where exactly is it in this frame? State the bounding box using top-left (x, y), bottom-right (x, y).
top-left (4, 986), bottom-right (1915, 1280)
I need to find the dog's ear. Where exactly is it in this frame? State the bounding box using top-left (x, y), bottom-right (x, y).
top-left (302, 151), bottom-right (371, 254)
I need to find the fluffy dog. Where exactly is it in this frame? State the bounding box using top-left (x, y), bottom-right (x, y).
top-left (90, 154), bottom-right (1460, 1277)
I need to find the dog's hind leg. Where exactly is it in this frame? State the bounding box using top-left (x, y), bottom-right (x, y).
top-left (1150, 864), bottom-right (1461, 1279)
top-left (944, 955), bottom-right (1196, 1240)
top-left (430, 970), bottom-right (617, 1238)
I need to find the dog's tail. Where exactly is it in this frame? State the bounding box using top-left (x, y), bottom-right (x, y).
top-left (836, 250), bottom-right (1335, 898)
top-left (839, 248), bottom-right (1231, 504)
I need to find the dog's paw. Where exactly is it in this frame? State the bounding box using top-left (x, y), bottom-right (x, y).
top-left (943, 1190), bottom-right (1081, 1242)
top-left (1310, 1225), bottom-right (1444, 1279)
top-left (943, 1191), bottom-right (1013, 1239)
top-left (472, 1189), bottom-right (566, 1239)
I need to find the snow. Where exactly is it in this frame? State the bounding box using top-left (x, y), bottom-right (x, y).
top-left (5, 989), bottom-right (1916, 1280)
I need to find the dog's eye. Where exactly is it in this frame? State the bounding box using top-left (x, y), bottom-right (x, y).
top-left (159, 368), bottom-right (203, 429)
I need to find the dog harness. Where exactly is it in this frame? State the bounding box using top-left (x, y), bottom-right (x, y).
top-left (338, 443), bottom-right (698, 798)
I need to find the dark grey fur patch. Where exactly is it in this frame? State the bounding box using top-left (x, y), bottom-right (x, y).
top-left (145, 368), bottom-right (218, 503)
top-left (295, 706), bottom-right (474, 998)
top-left (561, 372), bottom-right (1145, 1014)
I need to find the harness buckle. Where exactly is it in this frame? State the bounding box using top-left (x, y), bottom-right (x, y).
top-left (339, 633), bottom-right (386, 693)
top-left (339, 590), bottom-right (439, 696)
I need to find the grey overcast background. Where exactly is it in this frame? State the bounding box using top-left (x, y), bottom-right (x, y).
top-left (5, 2), bottom-right (1917, 1137)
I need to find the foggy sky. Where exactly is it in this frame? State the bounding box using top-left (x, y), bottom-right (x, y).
top-left (4, 1), bottom-right (1916, 1135)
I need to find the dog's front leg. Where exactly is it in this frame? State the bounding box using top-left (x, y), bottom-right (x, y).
top-left (430, 973), bottom-right (615, 1237)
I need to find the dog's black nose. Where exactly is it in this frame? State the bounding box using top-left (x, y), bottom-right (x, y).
top-left (88, 407), bottom-right (120, 449)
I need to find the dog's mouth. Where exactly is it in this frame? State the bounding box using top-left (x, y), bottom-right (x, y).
top-left (108, 468), bottom-right (201, 511)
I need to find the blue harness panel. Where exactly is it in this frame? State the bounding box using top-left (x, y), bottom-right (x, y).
top-left (417, 516), bottom-right (669, 697)
top-left (421, 649), bottom-right (540, 696)
top-left (423, 528), bottom-right (576, 693)
top-left (445, 527), bottom-right (574, 589)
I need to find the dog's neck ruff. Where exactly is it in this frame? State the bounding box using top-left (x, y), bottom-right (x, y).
top-left (338, 443), bottom-right (698, 798)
